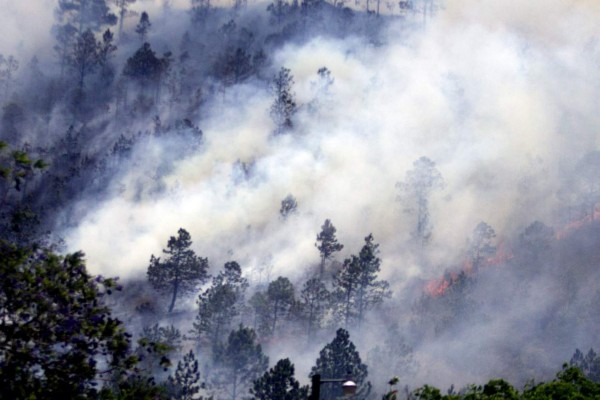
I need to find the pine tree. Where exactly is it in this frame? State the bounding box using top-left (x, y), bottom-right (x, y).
top-left (53, 0), bottom-right (117, 79)
top-left (56, 0), bottom-right (117, 34)
top-left (212, 326), bottom-right (269, 400)
top-left (70, 29), bottom-right (100, 91)
top-left (191, 261), bottom-right (249, 348)
top-left (270, 67), bottom-right (296, 135)
top-left (147, 228), bottom-right (209, 313)
top-left (167, 350), bottom-right (207, 400)
top-left (300, 277), bottom-right (330, 338)
top-left (315, 219), bottom-right (343, 278)
top-left (251, 358), bottom-right (309, 400)
top-left (571, 348), bottom-right (600, 382)
top-left (280, 194), bottom-right (298, 219)
top-left (310, 328), bottom-right (370, 400)
top-left (396, 156), bottom-right (444, 249)
top-left (113, 0), bottom-right (137, 40)
top-left (135, 324), bottom-right (182, 375)
top-left (468, 222), bottom-right (496, 271)
top-left (332, 234), bottom-right (391, 328)
top-left (135, 11), bottom-right (151, 43)
top-left (123, 42), bottom-right (165, 88)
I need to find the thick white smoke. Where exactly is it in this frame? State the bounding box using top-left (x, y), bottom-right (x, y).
top-left (54, 0), bottom-right (600, 389)
top-left (67, 0), bottom-right (600, 280)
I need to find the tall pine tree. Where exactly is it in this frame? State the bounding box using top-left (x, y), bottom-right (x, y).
top-left (315, 219), bottom-right (343, 278)
top-left (167, 350), bottom-right (207, 400)
top-left (191, 261), bottom-right (248, 348)
top-left (212, 326), bottom-right (269, 400)
top-left (332, 234), bottom-right (391, 328)
top-left (147, 228), bottom-right (209, 313)
top-left (310, 328), bottom-right (371, 400)
top-left (251, 358), bottom-right (308, 400)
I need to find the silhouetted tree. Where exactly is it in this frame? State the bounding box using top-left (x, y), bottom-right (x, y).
top-left (191, 0), bottom-right (212, 24)
top-left (0, 55), bottom-right (19, 99)
top-left (147, 228), bottom-right (209, 313)
top-left (280, 194), bottom-right (298, 219)
top-left (123, 42), bottom-right (166, 93)
top-left (300, 277), bottom-right (330, 338)
top-left (113, 0), bottom-right (137, 39)
top-left (135, 11), bottom-right (151, 42)
top-left (268, 0), bottom-right (293, 25)
top-left (315, 219), bottom-right (343, 277)
top-left (251, 358), bottom-right (309, 400)
top-left (396, 156), bottom-right (444, 249)
top-left (468, 222), bottom-right (496, 271)
top-left (135, 324), bottom-right (182, 375)
top-left (270, 67), bottom-right (296, 135)
top-left (70, 29), bottom-right (100, 90)
top-left (167, 350), bottom-right (207, 400)
top-left (310, 328), bottom-right (371, 400)
top-left (571, 348), bottom-right (600, 382)
top-left (212, 326), bottom-right (269, 400)
top-left (253, 276), bottom-right (296, 336)
top-left (191, 261), bottom-right (249, 348)
top-left (56, 0), bottom-right (117, 34)
top-left (332, 234), bottom-right (391, 328)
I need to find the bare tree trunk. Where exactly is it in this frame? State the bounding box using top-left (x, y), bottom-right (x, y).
top-left (169, 277), bottom-right (179, 313)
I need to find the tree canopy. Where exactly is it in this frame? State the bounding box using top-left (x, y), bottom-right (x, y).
top-left (147, 228), bottom-right (209, 313)
top-left (0, 241), bottom-right (135, 399)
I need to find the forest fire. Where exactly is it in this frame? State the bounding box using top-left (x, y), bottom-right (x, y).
top-left (424, 240), bottom-right (513, 298)
top-left (555, 205), bottom-right (600, 239)
top-left (425, 206), bottom-right (600, 298)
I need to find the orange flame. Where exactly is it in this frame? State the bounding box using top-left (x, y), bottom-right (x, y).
top-left (424, 240), bottom-right (513, 298)
top-left (555, 205), bottom-right (600, 239)
top-left (425, 204), bottom-right (600, 297)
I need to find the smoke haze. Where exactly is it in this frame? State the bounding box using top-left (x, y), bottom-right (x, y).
top-left (4, 0), bottom-right (600, 393)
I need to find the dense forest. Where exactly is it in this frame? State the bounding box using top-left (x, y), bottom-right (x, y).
top-left (2, 0), bottom-right (600, 399)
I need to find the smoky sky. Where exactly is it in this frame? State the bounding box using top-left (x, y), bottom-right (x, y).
top-left (61, 0), bottom-right (600, 282)
top-left (4, 0), bottom-right (600, 391)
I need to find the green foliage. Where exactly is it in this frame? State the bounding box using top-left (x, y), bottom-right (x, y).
top-left (310, 328), bottom-right (370, 400)
top-left (0, 143), bottom-right (47, 196)
top-left (300, 277), bottom-right (330, 337)
top-left (123, 43), bottom-right (166, 84)
top-left (315, 219), bottom-right (344, 277)
top-left (252, 276), bottom-right (296, 337)
top-left (212, 325), bottom-right (269, 400)
top-left (414, 385), bottom-right (443, 400)
top-left (192, 261), bottom-right (249, 347)
top-left (147, 228), bottom-right (209, 313)
top-left (332, 234), bottom-right (391, 327)
top-left (135, 324), bottom-right (182, 374)
top-left (522, 365), bottom-right (600, 399)
top-left (99, 374), bottom-right (169, 400)
top-left (0, 242), bottom-right (135, 399)
top-left (410, 365), bottom-right (600, 400)
top-left (167, 350), bottom-right (208, 400)
top-left (382, 377), bottom-right (400, 400)
top-left (570, 348), bottom-right (600, 382)
top-left (266, 276), bottom-right (295, 334)
top-left (251, 358), bottom-right (309, 400)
